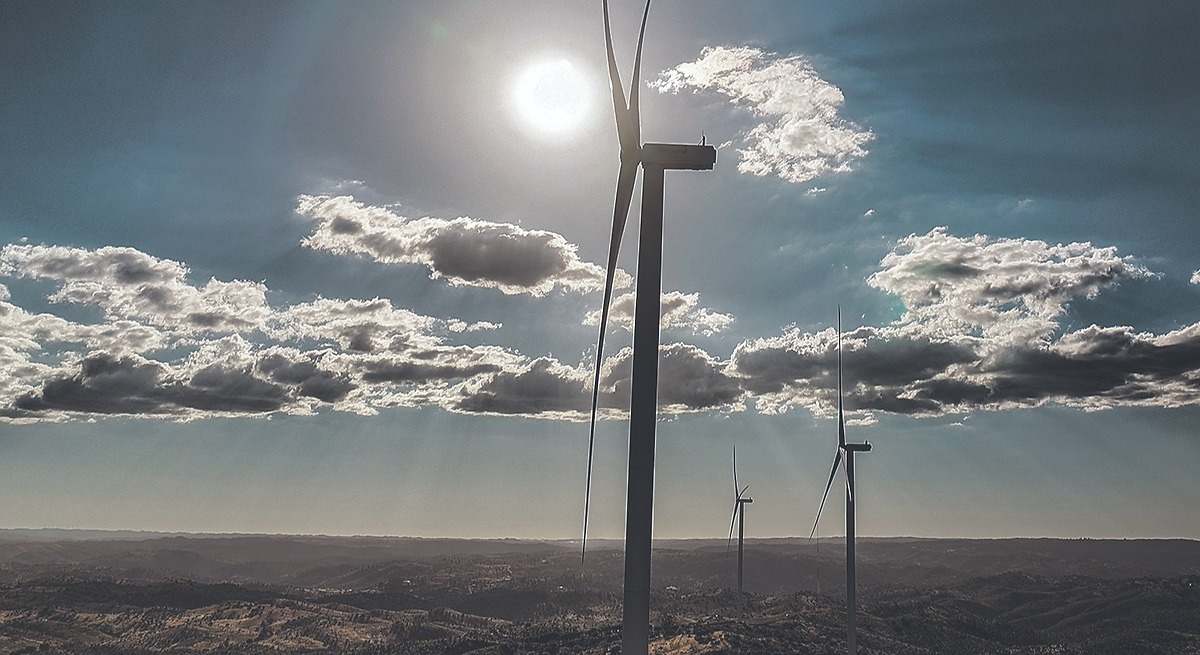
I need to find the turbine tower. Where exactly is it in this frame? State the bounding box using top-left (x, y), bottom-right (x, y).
top-left (727, 443), bottom-right (753, 595)
top-left (810, 307), bottom-right (872, 655)
top-left (580, 2), bottom-right (717, 653)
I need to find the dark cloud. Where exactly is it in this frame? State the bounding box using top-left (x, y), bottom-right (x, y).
top-left (14, 354), bottom-right (171, 415)
top-left (297, 195), bottom-right (613, 296)
top-left (602, 343), bottom-right (743, 411)
top-left (12, 353), bottom-right (293, 416)
top-left (258, 352), bottom-right (355, 403)
top-left (454, 358), bottom-right (590, 418)
top-left (361, 359), bottom-right (500, 383)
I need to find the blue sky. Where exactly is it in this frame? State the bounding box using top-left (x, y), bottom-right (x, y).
top-left (2, 0), bottom-right (1198, 539)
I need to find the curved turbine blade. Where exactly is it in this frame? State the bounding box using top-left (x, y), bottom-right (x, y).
top-left (732, 442), bottom-right (738, 500)
top-left (837, 306), bottom-right (845, 448)
top-left (727, 502), bottom-right (739, 552)
top-left (809, 450), bottom-right (842, 539)
top-left (740, 484), bottom-right (751, 498)
top-left (602, 0), bottom-right (632, 150)
top-left (627, 0), bottom-right (651, 147)
top-left (582, 159), bottom-right (639, 563)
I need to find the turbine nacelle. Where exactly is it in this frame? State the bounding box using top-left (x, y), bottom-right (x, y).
top-left (641, 143), bottom-right (717, 170)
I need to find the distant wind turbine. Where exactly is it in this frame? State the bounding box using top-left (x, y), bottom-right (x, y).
top-left (579, 1), bottom-right (717, 653)
top-left (727, 443), bottom-right (754, 595)
top-left (809, 307), bottom-right (873, 655)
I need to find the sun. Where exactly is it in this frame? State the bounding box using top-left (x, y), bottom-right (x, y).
top-left (512, 59), bottom-right (591, 137)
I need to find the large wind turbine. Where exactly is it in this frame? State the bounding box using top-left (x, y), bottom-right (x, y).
top-left (580, 1), bottom-right (717, 653)
top-left (727, 443), bottom-right (753, 595)
top-left (810, 307), bottom-right (872, 655)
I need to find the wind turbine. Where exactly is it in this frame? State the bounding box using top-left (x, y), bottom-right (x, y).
top-left (809, 307), bottom-right (872, 655)
top-left (727, 443), bottom-right (753, 595)
top-left (580, 1), bottom-right (717, 653)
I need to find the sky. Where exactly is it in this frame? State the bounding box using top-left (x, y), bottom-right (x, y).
top-left (2, 0), bottom-right (1199, 540)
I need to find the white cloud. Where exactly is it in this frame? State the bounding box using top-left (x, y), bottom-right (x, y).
top-left (729, 228), bottom-right (1193, 422)
top-left (654, 46), bottom-right (873, 185)
top-left (583, 290), bottom-right (734, 336)
top-left (867, 227), bottom-right (1155, 344)
top-left (0, 241), bottom-right (732, 424)
top-left (6, 230), bottom-right (1197, 426)
top-left (0, 244), bottom-right (271, 335)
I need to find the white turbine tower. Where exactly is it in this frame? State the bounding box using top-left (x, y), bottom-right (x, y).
top-left (810, 307), bottom-right (872, 655)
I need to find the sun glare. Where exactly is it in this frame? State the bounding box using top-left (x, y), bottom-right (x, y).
top-left (512, 59), bottom-right (590, 137)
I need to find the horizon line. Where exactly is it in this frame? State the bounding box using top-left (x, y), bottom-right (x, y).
top-left (2, 526), bottom-right (1196, 542)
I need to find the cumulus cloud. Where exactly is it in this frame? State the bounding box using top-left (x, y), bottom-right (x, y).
top-left (297, 195), bottom-right (623, 296)
top-left (453, 343), bottom-right (742, 421)
top-left (6, 228), bottom-right (1197, 426)
top-left (654, 46), bottom-right (873, 184)
top-left (729, 325), bottom-right (979, 418)
top-left (0, 244), bottom-right (270, 334)
top-left (584, 290), bottom-right (734, 336)
top-left (602, 343), bottom-right (743, 413)
top-left (867, 227), bottom-right (1154, 343)
top-left (0, 241), bottom-right (737, 424)
top-left (729, 228), bottom-right (1195, 422)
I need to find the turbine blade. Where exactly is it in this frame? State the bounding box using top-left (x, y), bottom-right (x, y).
top-left (837, 306), bottom-right (846, 448)
top-left (582, 159), bottom-right (639, 563)
top-left (727, 502), bottom-right (739, 552)
top-left (740, 484), bottom-right (751, 498)
top-left (627, 0), bottom-right (651, 146)
top-left (732, 442), bottom-right (738, 500)
top-left (846, 471), bottom-right (853, 504)
top-left (809, 450), bottom-right (842, 539)
top-left (602, 0), bottom-right (632, 148)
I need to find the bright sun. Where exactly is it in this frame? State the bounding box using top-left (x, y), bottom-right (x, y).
top-left (512, 59), bottom-right (590, 137)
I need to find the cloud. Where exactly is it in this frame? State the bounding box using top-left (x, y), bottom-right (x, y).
top-left (0, 244), bottom-right (270, 335)
top-left (867, 227), bottom-right (1154, 343)
top-left (729, 325), bottom-right (979, 417)
top-left (654, 46), bottom-right (873, 185)
top-left (0, 241), bottom-right (737, 424)
top-left (583, 290), bottom-right (734, 336)
top-left (601, 343), bottom-right (743, 413)
top-left (729, 228), bottom-right (1194, 421)
top-left (296, 195), bottom-right (624, 296)
top-left (0, 242), bottom-right (520, 422)
top-left (9, 347), bottom-right (300, 420)
top-left (5, 230), bottom-right (1197, 426)
top-left (453, 343), bottom-right (742, 420)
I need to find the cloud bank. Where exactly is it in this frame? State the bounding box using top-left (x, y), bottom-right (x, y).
top-left (654, 46), bottom-right (873, 184)
top-left (0, 241), bottom-right (735, 423)
top-left (4, 228), bottom-right (1197, 425)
